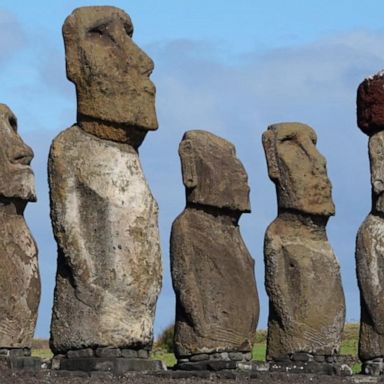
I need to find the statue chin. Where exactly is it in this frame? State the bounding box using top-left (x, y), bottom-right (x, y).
top-left (0, 169), bottom-right (36, 203)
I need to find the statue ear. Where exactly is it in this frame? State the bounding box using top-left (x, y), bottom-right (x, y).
top-left (179, 139), bottom-right (197, 188)
top-left (262, 130), bottom-right (280, 181)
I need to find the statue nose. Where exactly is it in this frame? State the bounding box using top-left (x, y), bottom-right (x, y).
top-left (11, 141), bottom-right (34, 166)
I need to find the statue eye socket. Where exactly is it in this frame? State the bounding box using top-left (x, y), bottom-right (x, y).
top-left (8, 116), bottom-right (17, 131)
top-left (124, 23), bottom-right (133, 37)
top-left (88, 24), bottom-right (108, 36)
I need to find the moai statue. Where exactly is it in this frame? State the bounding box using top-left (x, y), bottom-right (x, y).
top-left (356, 71), bottom-right (384, 376)
top-left (171, 130), bottom-right (259, 370)
top-left (262, 123), bottom-right (346, 372)
top-left (48, 7), bottom-right (162, 372)
top-left (0, 104), bottom-right (40, 363)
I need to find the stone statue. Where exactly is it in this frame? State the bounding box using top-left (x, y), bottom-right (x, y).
top-left (49, 6), bottom-right (162, 366)
top-left (356, 71), bottom-right (384, 375)
top-left (0, 104), bottom-right (40, 354)
top-left (171, 130), bottom-right (259, 370)
top-left (262, 123), bottom-right (345, 364)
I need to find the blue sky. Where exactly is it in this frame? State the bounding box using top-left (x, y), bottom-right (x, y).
top-left (1, 0), bottom-right (384, 339)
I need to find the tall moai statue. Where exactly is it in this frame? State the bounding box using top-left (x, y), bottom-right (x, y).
top-left (48, 6), bottom-right (163, 370)
top-left (262, 123), bottom-right (346, 371)
top-left (0, 104), bottom-right (40, 359)
top-left (356, 71), bottom-right (384, 376)
top-left (171, 130), bottom-right (259, 370)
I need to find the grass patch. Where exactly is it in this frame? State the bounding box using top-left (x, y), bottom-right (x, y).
top-left (32, 349), bottom-right (53, 359)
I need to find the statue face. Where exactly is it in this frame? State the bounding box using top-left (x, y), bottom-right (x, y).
top-left (179, 130), bottom-right (251, 213)
top-left (0, 104), bottom-right (36, 202)
top-left (369, 131), bottom-right (384, 213)
top-left (263, 123), bottom-right (334, 216)
top-left (63, 6), bottom-right (158, 130)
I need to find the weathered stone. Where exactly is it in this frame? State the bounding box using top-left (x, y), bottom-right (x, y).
top-left (171, 130), bottom-right (259, 359)
top-left (121, 349), bottom-right (138, 359)
top-left (7, 357), bottom-right (41, 371)
top-left (0, 104), bottom-right (40, 350)
top-left (357, 70), bottom-right (384, 136)
top-left (314, 355), bottom-right (326, 363)
top-left (228, 352), bottom-right (244, 361)
top-left (243, 352), bottom-right (252, 361)
top-left (176, 360), bottom-right (238, 371)
top-left (95, 347), bottom-right (121, 358)
top-left (363, 360), bottom-right (384, 376)
top-left (356, 130), bottom-right (384, 364)
top-left (67, 348), bottom-right (94, 359)
top-left (63, 6), bottom-right (158, 143)
top-left (211, 352), bottom-right (229, 361)
top-left (268, 361), bottom-right (342, 375)
top-left (137, 349), bottom-right (149, 359)
top-left (190, 354), bottom-right (210, 362)
top-left (59, 357), bottom-right (164, 373)
top-left (262, 123), bottom-right (345, 361)
top-left (0, 349), bottom-right (29, 358)
top-left (49, 6), bottom-right (162, 355)
top-left (291, 352), bottom-right (313, 362)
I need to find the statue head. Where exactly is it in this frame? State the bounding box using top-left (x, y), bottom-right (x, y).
top-left (262, 122), bottom-right (334, 216)
top-left (0, 104), bottom-right (36, 203)
top-left (179, 130), bottom-right (250, 213)
top-left (62, 6), bottom-right (158, 139)
top-left (368, 131), bottom-right (384, 213)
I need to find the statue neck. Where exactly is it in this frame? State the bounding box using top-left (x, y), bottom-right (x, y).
top-left (78, 114), bottom-right (147, 149)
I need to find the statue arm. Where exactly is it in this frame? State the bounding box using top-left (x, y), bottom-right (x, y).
top-left (170, 219), bottom-right (206, 336)
top-left (48, 140), bottom-right (101, 307)
top-left (264, 230), bottom-right (294, 329)
top-left (356, 221), bottom-right (384, 334)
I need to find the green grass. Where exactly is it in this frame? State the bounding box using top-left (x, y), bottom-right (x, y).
top-left (30, 323), bottom-right (363, 371)
top-left (32, 349), bottom-right (53, 359)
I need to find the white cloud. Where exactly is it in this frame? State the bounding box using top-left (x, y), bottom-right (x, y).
top-left (0, 11), bottom-right (25, 62)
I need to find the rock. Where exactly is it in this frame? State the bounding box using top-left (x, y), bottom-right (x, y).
top-left (228, 352), bottom-right (244, 361)
top-left (357, 70), bottom-right (384, 136)
top-left (356, 130), bottom-right (384, 363)
top-left (49, 6), bottom-right (162, 355)
top-left (67, 348), bottom-right (94, 358)
top-left (0, 104), bottom-right (40, 350)
top-left (59, 357), bottom-right (164, 373)
top-left (189, 354), bottom-right (210, 362)
top-left (121, 349), bottom-right (138, 359)
top-left (262, 123), bottom-right (345, 361)
top-left (171, 130), bottom-right (259, 359)
top-left (291, 352), bottom-right (313, 362)
top-left (137, 349), bottom-right (149, 359)
top-left (95, 347), bottom-right (121, 358)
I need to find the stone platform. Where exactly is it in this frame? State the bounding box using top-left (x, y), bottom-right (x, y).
top-left (52, 347), bottom-right (165, 374)
top-left (0, 348), bottom-right (41, 371)
top-left (268, 353), bottom-right (353, 376)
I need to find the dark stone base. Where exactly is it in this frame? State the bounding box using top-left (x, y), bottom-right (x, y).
top-left (56, 357), bottom-right (165, 374)
top-left (268, 360), bottom-right (352, 376)
top-left (3, 356), bottom-right (41, 371)
top-left (362, 358), bottom-right (384, 376)
top-left (176, 359), bottom-right (252, 371)
top-left (0, 349), bottom-right (41, 371)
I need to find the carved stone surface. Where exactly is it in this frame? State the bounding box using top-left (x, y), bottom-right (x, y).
top-left (356, 130), bottom-right (384, 362)
top-left (262, 122), bottom-right (345, 361)
top-left (357, 70), bottom-right (384, 136)
top-left (49, 6), bottom-right (162, 355)
top-left (0, 104), bottom-right (40, 349)
top-left (171, 130), bottom-right (259, 359)
top-left (62, 6), bottom-right (158, 141)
